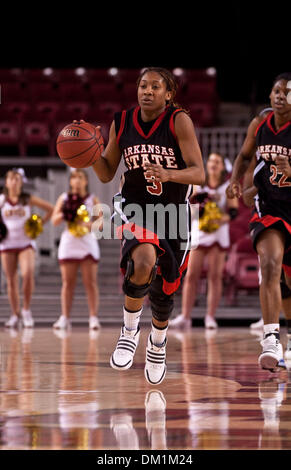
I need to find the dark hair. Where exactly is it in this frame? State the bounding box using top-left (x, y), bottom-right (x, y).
top-left (273, 73), bottom-right (291, 86)
top-left (3, 170), bottom-right (30, 205)
top-left (69, 169), bottom-right (89, 194)
top-left (205, 152), bottom-right (227, 187)
top-left (137, 67), bottom-right (184, 109)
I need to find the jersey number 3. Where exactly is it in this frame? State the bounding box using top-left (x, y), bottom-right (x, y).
top-left (269, 164), bottom-right (291, 187)
top-left (144, 170), bottom-right (163, 195)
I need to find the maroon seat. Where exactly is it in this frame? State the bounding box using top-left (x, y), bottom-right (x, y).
top-left (64, 101), bottom-right (90, 119)
top-left (1, 82), bottom-right (26, 104)
top-left (229, 199), bottom-right (252, 244)
top-left (224, 234), bottom-right (259, 305)
top-left (27, 82), bottom-right (60, 104)
top-left (22, 119), bottom-right (51, 156)
top-left (188, 102), bottom-right (217, 127)
top-left (35, 101), bottom-right (61, 125)
top-left (96, 101), bottom-right (123, 119)
top-left (121, 82), bottom-right (138, 101)
top-left (87, 68), bottom-right (112, 84)
top-left (0, 68), bottom-right (24, 84)
top-left (0, 119), bottom-right (21, 156)
top-left (59, 82), bottom-right (90, 104)
top-left (87, 68), bottom-right (137, 89)
top-left (22, 68), bottom-right (59, 85)
top-left (90, 83), bottom-right (121, 103)
top-left (58, 68), bottom-right (86, 84)
top-left (116, 69), bottom-right (141, 86)
top-left (4, 102), bottom-right (31, 122)
top-left (185, 82), bottom-right (218, 103)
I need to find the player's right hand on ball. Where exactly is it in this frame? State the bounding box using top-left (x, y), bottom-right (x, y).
top-left (226, 181), bottom-right (241, 198)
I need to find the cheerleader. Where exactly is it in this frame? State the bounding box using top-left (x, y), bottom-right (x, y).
top-left (169, 152), bottom-right (239, 329)
top-left (0, 168), bottom-right (54, 328)
top-left (51, 168), bottom-right (101, 330)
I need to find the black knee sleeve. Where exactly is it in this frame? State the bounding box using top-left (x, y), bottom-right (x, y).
top-left (149, 276), bottom-right (174, 322)
top-left (122, 256), bottom-right (158, 299)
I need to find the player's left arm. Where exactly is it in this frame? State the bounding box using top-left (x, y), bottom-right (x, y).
top-left (29, 195), bottom-right (54, 224)
top-left (144, 112), bottom-right (205, 185)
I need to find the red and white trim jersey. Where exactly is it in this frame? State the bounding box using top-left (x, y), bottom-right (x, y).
top-left (254, 111), bottom-right (291, 222)
top-left (115, 105), bottom-right (191, 206)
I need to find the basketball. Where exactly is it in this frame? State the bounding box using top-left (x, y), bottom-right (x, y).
top-left (56, 121), bottom-right (104, 168)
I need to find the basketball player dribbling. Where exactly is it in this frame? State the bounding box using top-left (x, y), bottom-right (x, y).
top-left (91, 67), bottom-right (205, 384)
top-left (226, 73), bottom-right (291, 372)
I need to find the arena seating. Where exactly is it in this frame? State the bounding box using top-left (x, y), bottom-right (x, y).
top-left (224, 234), bottom-right (260, 305)
top-left (0, 67), bottom-right (219, 156)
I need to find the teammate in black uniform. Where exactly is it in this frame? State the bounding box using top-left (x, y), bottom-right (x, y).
top-left (92, 67), bottom-right (205, 384)
top-left (226, 73), bottom-right (291, 372)
top-left (243, 150), bottom-right (291, 364)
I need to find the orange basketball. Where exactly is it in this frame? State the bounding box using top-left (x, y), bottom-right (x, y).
top-left (56, 121), bottom-right (104, 168)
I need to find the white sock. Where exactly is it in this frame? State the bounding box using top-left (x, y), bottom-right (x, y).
top-left (264, 323), bottom-right (280, 337)
top-left (123, 306), bottom-right (142, 332)
top-left (151, 323), bottom-right (168, 347)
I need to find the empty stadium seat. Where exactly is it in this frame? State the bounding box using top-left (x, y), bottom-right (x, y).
top-left (224, 234), bottom-right (259, 305)
top-left (0, 68), bottom-right (24, 84)
top-left (4, 102), bottom-right (31, 121)
top-left (35, 101), bottom-right (61, 124)
top-left (22, 120), bottom-right (51, 156)
top-left (27, 82), bottom-right (60, 104)
top-left (188, 103), bottom-right (217, 127)
top-left (22, 68), bottom-right (59, 85)
top-left (58, 68), bottom-right (86, 84)
top-left (229, 199), bottom-right (252, 244)
top-left (64, 101), bottom-right (90, 119)
top-left (59, 82), bottom-right (90, 104)
top-left (0, 119), bottom-right (21, 156)
top-left (1, 82), bottom-right (26, 104)
top-left (90, 82), bottom-right (121, 103)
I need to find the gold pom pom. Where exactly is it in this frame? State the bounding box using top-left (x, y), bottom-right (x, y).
top-left (24, 214), bottom-right (43, 239)
top-left (68, 204), bottom-right (90, 237)
top-left (199, 201), bottom-right (222, 233)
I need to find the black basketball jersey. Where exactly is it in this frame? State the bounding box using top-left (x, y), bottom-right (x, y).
top-left (114, 105), bottom-right (192, 206)
top-left (253, 111), bottom-right (291, 220)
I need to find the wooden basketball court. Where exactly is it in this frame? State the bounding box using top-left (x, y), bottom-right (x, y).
top-left (0, 325), bottom-right (290, 451)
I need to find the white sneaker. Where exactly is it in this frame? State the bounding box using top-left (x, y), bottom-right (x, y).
top-left (53, 315), bottom-right (71, 330)
top-left (110, 325), bottom-right (140, 370)
top-left (259, 379), bottom-right (286, 429)
top-left (89, 316), bottom-right (101, 330)
top-left (4, 314), bottom-right (20, 328)
top-left (250, 318), bottom-right (264, 329)
top-left (168, 314), bottom-right (191, 329)
top-left (21, 309), bottom-right (34, 328)
top-left (145, 390), bottom-right (167, 441)
top-left (259, 334), bottom-right (284, 372)
top-left (110, 414), bottom-right (139, 450)
top-left (204, 315), bottom-right (218, 329)
top-left (145, 334), bottom-right (167, 385)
